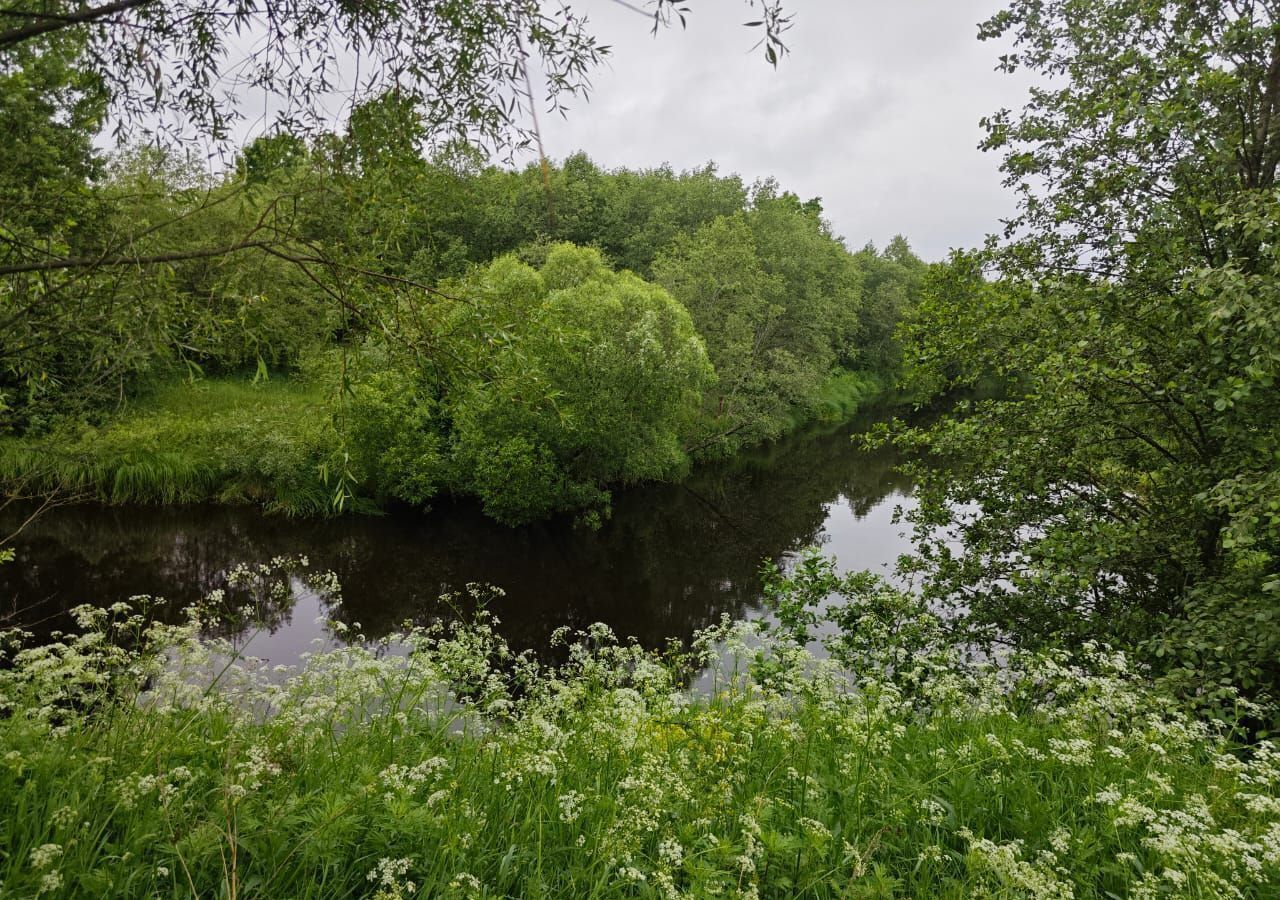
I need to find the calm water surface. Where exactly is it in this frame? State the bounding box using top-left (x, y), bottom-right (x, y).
top-left (1, 411), bottom-right (915, 665)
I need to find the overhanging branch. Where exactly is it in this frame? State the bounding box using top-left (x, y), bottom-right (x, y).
top-left (0, 0), bottom-right (155, 49)
top-left (0, 240), bottom-right (273, 276)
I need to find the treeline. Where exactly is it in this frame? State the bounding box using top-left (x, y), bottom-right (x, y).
top-left (1, 89), bottom-right (927, 523)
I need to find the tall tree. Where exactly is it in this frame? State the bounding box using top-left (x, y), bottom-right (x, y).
top-left (654, 189), bottom-right (865, 455)
top-left (896, 0), bottom-right (1280, 716)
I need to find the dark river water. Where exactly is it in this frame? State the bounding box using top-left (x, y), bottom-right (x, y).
top-left (0, 410), bottom-right (916, 664)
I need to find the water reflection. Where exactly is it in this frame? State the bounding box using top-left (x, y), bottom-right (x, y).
top-left (0, 411), bottom-right (914, 663)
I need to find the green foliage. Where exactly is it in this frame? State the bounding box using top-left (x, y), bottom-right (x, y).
top-left (851, 236), bottom-right (928, 372)
top-left (3, 0), bottom-right (886, 530)
top-left (315, 149), bottom-right (753, 285)
top-left (0, 0), bottom-right (610, 151)
top-left (368, 244), bottom-right (714, 524)
top-left (654, 189), bottom-right (901, 455)
top-left (0, 29), bottom-right (103, 236)
top-left (236, 132), bottom-right (308, 185)
top-left (338, 355), bottom-right (445, 508)
top-left (1, 558), bottom-right (1277, 898)
top-left (893, 0), bottom-right (1280, 716)
top-left (536, 154), bottom-right (752, 277)
top-left (653, 214), bottom-right (789, 450)
top-left (0, 31), bottom-right (109, 431)
top-left (0, 379), bottom-right (343, 514)
top-left (1, 51), bottom-right (913, 524)
top-left (2, 143), bottom-right (339, 432)
top-left (0, 222), bottom-right (904, 526)
top-left (793, 370), bottom-right (888, 428)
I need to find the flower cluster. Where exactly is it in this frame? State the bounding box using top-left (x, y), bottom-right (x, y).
top-left (0, 557), bottom-right (1277, 897)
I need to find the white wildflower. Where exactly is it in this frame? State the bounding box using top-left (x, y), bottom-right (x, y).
top-left (38, 871), bottom-right (63, 895)
top-left (919, 797), bottom-right (948, 825)
top-left (558, 790), bottom-right (584, 824)
top-left (658, 836), bottom-right (684, 867)
top-left (30, 844), bottom-right (62, 869)
top-left (1094, 785), bottom-right (1122, 806)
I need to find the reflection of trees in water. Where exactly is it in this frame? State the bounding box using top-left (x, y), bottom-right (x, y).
top-left (0, 519), bottom-right (322, 643)
top-left (0, 411), bottom-right (910, 658)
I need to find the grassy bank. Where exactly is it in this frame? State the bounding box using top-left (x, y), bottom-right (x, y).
top-left (0, 368), bottom-right (895, 522)
top-left (1, 555), bottom-right (1276, 898)
top-left (792, 370), bottom-right (891, 429)
top-left (0, 379), bottom-right (343, 515)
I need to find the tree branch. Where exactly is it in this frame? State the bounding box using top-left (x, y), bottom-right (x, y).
top-left (0, 240), bottom-right (273, 276)
top-left (0, 0), bottom-right (155, 49)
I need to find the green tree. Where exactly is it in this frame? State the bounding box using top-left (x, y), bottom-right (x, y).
top-left (894, 0), bottom-right (1280, 716)
top-left (236, 133), bottom-right (308, 186)
top-left (852, 236), bottom-right (927, 372)
top-left (347, 244), bottom-right (712, 525)
top-left (746, 185), bottom-right (863, 374)
top-left (0, 0), bottom-right (789, 424)
top-left (448, 246), bottom-right (713, 524)
top-left (0, 29), bottom-right (107, 428)
top-left (652, 215), bottom-right (786, 450)
top-left (653, 188), bottom-right (865, 455)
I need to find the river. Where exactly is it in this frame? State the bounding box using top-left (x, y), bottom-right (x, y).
top-left (0, 409), bottom-right (916, 665)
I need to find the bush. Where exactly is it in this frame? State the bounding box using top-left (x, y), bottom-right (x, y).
top-left (370, 244), bottom-right (714, 524)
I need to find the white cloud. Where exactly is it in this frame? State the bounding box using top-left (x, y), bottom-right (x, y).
top-left (525, 0), bottom-right (1034, 259)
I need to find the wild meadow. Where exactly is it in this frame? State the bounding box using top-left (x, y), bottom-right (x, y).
top-left (1, 554), bottom-right (1277, 898)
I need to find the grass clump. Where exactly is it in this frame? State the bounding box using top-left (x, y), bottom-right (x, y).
top-left (1, 552), bottom-right (1278, 898)
top-left (0, 378), bottom-right (344, 515)
top-left (796, 370), bottom-right (888, 427)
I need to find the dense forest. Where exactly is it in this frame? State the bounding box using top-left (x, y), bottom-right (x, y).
top-left (0, 101), bottom-right (925, 523)
top-left (4, 0), bottom-right (1280, 897)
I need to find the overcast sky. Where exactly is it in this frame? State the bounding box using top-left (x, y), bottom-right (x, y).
top-left (523, 1), bottom-right (1032, 261)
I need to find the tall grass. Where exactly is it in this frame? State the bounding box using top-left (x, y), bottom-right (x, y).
top-left (790, 370), bottom-right (889, 430)
top-left (1, 554), bottom-right (1276, 898)
top-left (0, 378), bottom-right (342, 515)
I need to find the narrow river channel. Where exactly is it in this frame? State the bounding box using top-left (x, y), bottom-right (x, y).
top-left (0, 408), bottom-right (916, 665)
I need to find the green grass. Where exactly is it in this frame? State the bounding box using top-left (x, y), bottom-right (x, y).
top-left (810, 370), bottom-right (890, 422)
top-left (787, 370), bottom-right (890, 432)
top-left (1, 555), bottom-right (1276, 898)
top-left (0, 378), bottom-right (344, 515)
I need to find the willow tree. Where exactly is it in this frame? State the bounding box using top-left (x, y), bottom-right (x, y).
top-left (341, 244), bottom-right (712, 525)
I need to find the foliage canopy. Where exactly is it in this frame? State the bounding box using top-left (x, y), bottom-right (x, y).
top-left (895, 0), bottom-right (1280, 718)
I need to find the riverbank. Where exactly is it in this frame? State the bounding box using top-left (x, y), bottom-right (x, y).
top-left (0, 378), bottom-right (340, 515)
top-left (0, 369), bottom-right (893, 522)
top-left (2, 559), bottom-right (1276, 898)
top-left (0, 405), bottom-right (913, 655)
